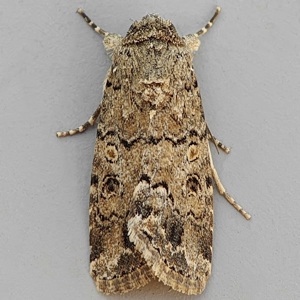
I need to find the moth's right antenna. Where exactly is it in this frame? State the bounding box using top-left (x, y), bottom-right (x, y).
top-left (196, 6), bottom-right (221, 37)
top-left (77, 8), bottom-right (109, 36)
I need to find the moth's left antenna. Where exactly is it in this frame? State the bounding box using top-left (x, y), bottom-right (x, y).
top-left (77, 8), bottom-right (108, 36)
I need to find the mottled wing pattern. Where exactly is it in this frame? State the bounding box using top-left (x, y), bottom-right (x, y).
top-left (57, 9), bottom-right (249, 296)
top-left (90, 15), bottom-right (213, 295)
top-left (128, 132), bottom-right (213, 295)
top-left (89, 65), bottom-right (153, 294)
top-left (122, 33), bottom-right (214, 294)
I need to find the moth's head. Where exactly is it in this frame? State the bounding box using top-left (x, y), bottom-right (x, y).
top-left (100, 7), bottom-right (221, 53)
top-left (122, 14), bottom-right (184, 46)
top-left (103, 14), bottom-right (213, 53)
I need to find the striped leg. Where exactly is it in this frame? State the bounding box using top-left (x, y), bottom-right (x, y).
top-left (196, 6), bottom-right (221, 36)
top-left (56, 105), bottom-right (101, 138)
top-left (208, 146), bottom-right (251, 220)
top-left (206, 126), bottom-right (230, 154)
top-left (77, 8), bottom-right (108, 36)
top-left (210, 136), bottom-right (231, 154)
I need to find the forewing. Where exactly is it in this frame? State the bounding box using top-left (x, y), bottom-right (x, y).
top-left (126, 45), bottom-right (214, 294)
top-left (89, 68), bottom-right (153, 294)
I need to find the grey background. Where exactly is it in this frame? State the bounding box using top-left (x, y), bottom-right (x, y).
top-left (1, 0), bottom-right (300, 299)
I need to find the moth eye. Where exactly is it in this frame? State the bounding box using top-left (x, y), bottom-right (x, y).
top-left (105, 144), bottom-right (118, 163)
top-left (187, 143), bottom-right (199, 162)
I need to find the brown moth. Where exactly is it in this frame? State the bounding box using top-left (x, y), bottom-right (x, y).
top-left (57, 7), bottom-right (251, 295)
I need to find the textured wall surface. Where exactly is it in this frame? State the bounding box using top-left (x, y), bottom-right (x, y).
top-left (1, 1), bottom-right (300, 299)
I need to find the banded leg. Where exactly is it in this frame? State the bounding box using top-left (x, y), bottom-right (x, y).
top-left (77, 8), bottom-right (108, 36)
top-left (210, 136), bottom-right (231, 154)
top-left (196, 6), bottom-right (221, 36)
top-left (206, 126), bottom-right (230, 154)
top-left (208, 146), bottom-right (251, 220)
top-left (56, 105), bottom-right (101, 138)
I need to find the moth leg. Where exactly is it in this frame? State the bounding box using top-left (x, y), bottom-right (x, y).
top-left (196, 6), bottom-right (221, 36)
top-left (210, 136), bottom-right (231, 154)
top-left (208, 146), bottom-right (251, 220)
top-left (77, 8), bottom-right (108, 36)
top-left (206, 126), bottom-right (230, 154)
top-left (56, 105), bottom-right (101, 138)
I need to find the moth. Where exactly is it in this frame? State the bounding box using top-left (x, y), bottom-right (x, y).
top-left (57, 7), bottom-right (251, 295)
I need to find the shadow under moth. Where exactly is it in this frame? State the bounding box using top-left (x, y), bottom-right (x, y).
top-left (57, 7), bottom-right (251, 295)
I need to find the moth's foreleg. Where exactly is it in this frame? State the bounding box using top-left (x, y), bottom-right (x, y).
top-left (206, 126), bottom-right (230, 154)
top-left (208, 146), bottom-right (251, 220)
top-left (56, 105), bottom-right (101, 138)
top-left (210, 136), bottom-right (231, 154)
top-left (77, 8), bottom-right (108, 36)
top-left (196, 6), bottom-right (221, 37)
